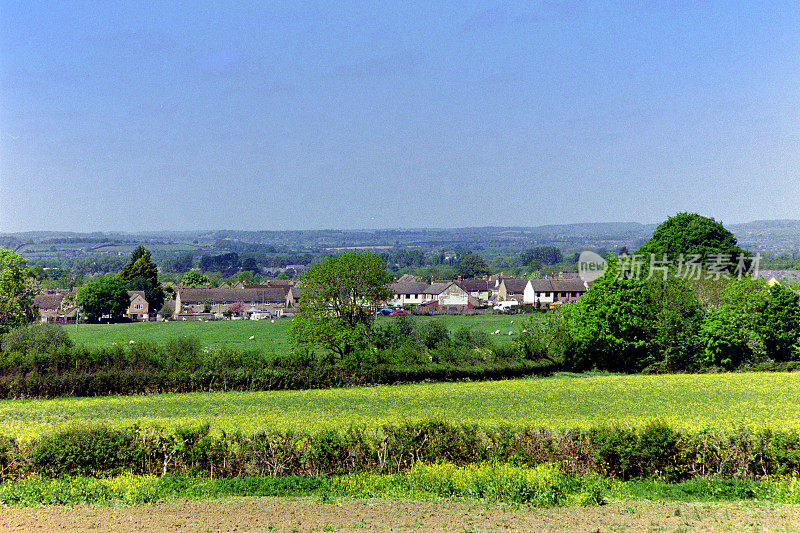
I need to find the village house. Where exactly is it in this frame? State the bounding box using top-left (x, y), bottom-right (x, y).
top-left (419, 282), bottom-right (473, 310)
top-left (387, 281), bottom-right (430, 307)
top-left (175, 287), bottom-right (287, 316)
top-left (286, 286), bottom-right (304, 308)
top-left (33, 291), bottom-right (78, 323)
top-left (497, 278), bottom-right (527, 303)
top-left (454, 278), bottom-right (491, 303)
top-left (126, 291), bottom-right (149, 321)
top-left (523, 279), bottom-right (587, 307)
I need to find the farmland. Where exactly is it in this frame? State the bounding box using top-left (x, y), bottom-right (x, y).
top-left (65, 314), bottom-right (522, 352)
top-left (3, 372), bottom-right (800, 441)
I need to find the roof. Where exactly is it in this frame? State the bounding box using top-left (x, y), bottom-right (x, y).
top-left (424, 282), bottom-right (457, 295)
top-left (455, 279), bottom-right (490, 292)
top-left (34, 293), bottom-right (65, 310)
top-left (525, 279), bottom-right (587, 293)
top-left (178, 287), bottom-right (288, 304)
top-left (552, 279), bottom-right (587, 292)
top-left (128, 291), bottom-right (147, 302)
top-left (500, 278), bottom-right (527, 294)
top-left (390, 281), bottom-right (430, 295)
top-left (526, 279), bottom-right (554, 292)
top-left (397, 273), bottom-right (422, 283)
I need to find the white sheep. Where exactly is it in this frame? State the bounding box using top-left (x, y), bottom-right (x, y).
top-left (249, 335), bottom-right (255, 340)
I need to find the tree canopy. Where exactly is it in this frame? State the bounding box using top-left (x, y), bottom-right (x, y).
top-left (0, 249), bottom-right (39, 335)
top-left (77, 274), bottom-right (130, 321)
top-left (564, 258), bottom-right (703, 372)
top-left (636, 212), bottom-right (747, 262)
top-left (181, 270), bottom-right (210, 287)
top-left (457, 252), bottom-right (490, 278)
top-left (290, 252), bottom-right (392, 357)
top-left (120, 246), bottom-right (164, 311)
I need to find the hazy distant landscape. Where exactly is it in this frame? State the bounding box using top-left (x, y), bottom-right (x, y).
top-left (4, 219), bottom-right (800, 266)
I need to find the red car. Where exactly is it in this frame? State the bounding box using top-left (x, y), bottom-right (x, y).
top-left (389, 309), bottom-right (408, 316)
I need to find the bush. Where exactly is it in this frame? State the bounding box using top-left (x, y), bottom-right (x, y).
top-left (32, 427), bottom-right (145, 477)
top-left (1, 324), bottom-right (73, 357)
top-left (163, 336), bottom-right (203, 371)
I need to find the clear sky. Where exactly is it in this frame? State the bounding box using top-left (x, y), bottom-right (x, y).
top-left (2, 1), bottom-right (799, 232)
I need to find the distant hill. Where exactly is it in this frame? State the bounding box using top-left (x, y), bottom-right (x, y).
top-left (729, 220), bottom-right (800, 253)
top-left (2, 220), bottom-right (798, 263)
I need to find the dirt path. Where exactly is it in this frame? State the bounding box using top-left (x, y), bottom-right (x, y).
top-left (2, 497), bottom-right (800, 532)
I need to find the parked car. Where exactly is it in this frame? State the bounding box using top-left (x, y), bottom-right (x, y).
top-left (493, 300), bottom-right (519, 314)
top-left (378, 308), bottom-right (393, 316)
top-left (389, 309), bottom-right (408, 316)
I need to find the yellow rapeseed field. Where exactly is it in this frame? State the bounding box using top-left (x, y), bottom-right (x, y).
top-left (2, 372), bottom-right (800, 441)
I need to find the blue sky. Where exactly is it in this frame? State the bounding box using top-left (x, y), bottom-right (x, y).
top-left (2, 1), bottom-right (799, 232)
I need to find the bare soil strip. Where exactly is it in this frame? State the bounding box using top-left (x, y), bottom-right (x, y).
top-left (2, 498), bottom-right (800, 532)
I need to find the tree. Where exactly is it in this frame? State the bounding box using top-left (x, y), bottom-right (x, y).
top-left (760, 284), bottom-right (800, 362)
top-left (564, 258), bottom-right (703, 372)
top-left (76, 274), bottom-right (130, 321)
top-left (0, 249), bottom-right (39, 335)
top-left (636, 212), bottom-right (748, 263)
top-left (228, 301), bottom-right (245, 316)
top-left (699, 276), bottom-right (769, 369)
top-left (181, 270), bottom-right (210, 288)
top-left (158, 303), bottom-right (173, 320)
top-left (457, 252), bottom-right (490, 278)
top-left (173, 252), bottom-right (194, 273)
top-left (199, 252), bottom-right (240, 275)
top-left (520, 246), bottom-right (563, 267)
top-left (120, 246), bottom-right (164, 312)
top-left (291, 252), bottom-right (392, 357)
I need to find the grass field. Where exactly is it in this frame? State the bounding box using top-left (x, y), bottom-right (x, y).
top-left (3, 372), bottom-right (800, 441)
top-left (65, 314), bottom-right (523, 352)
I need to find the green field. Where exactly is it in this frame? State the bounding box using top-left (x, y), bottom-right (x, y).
top-left (3, 372), bottom-right (800, 441)
top-left (66, 314), bottom-right (523, 352)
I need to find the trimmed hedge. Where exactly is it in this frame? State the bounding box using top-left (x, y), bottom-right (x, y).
top-left (4, 422), bottom-right (800, 483)
top-left (0, 361), bottom-right (558, 399)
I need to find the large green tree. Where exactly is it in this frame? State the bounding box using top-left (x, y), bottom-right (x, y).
top-left (564, 258), bottom-right (703, 372)
top-left (0, 249), bottom-right (39, 335)
top-left (457, 252), bottom-right (490, 278)
top-left (291, 252), bottom-right (392, 357)
top-left (120, 246), bottom-right (164, 312)
top-left (76, 274), bottom-right (130, 321)
top-left (181, 270), bottom-right (210, 287)
top-left (636, 212), bottom-right (747, 263)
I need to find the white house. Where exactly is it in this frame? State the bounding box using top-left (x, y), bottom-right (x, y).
top-left (388, 281), bottom-right (430, 307)
top-left (421, 282), bottom-right (471, 309)
top-left (523, 279), bottom-right (588, 306)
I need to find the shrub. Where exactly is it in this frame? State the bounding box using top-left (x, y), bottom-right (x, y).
top-left (163, 336), bottom-right (203, 371)
top-left (32, 427), bottom-right (145, 477)
top-left (419, 320), bottom-right (450, 350)
top-left (1, 324), bottom-right (73, 357)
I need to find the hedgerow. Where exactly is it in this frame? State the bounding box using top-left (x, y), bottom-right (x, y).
top-left (3, 422), bottom-right (800, 483)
